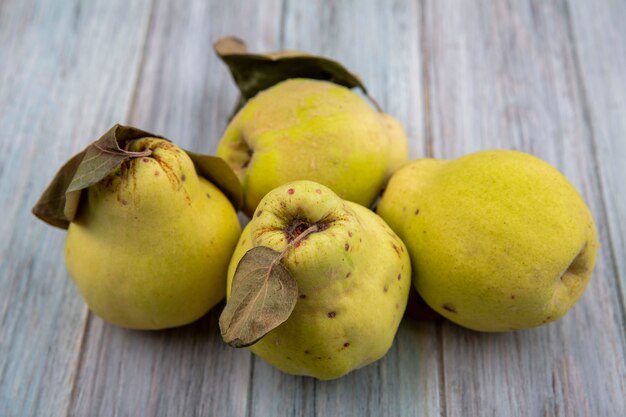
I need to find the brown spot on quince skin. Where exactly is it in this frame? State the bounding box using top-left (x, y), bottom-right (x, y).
top-left (442, 303), bottom-right (457, 313)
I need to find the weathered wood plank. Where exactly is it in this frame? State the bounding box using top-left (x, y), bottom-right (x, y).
top-left (68, 1), bottom-right (283, 416)
top-left (129, 0), bottom-right (284, 149)
top-left (568, 0), bottom-right (626, 325)
top-left (2, 0), bottom-right (624, 416)
top-left (283, 0), bottom-right (427, 158)
top-left (422, 0), bottom-right (626, 416)
top-left (0, 1), bottom-right (152, 416)
top-left (245, 1), bottom-right (442, 417)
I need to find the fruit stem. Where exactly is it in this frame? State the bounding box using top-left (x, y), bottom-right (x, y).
top-left (274, 224), bottom-right (320, 265)
top-left (366, 93), bottom-right (383, 113)
top-left (93, 143), bottom-right (153, 158)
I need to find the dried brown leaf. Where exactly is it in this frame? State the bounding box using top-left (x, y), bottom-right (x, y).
top-left (32, 124), bottom-right (160, 228)
top-left (214, 36), bottom-right (373, 115)
top-left (219, 246), bottom-right (298, 348)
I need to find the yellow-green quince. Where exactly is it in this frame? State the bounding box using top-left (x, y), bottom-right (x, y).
top-left (227, 180), bottom-right (411, 379)
top-left (217, 78), bottom-right (408, 216)
top-left (377, 150), bottom-right (599, 332)
top-left (65, 138), bottom-right (241, 329)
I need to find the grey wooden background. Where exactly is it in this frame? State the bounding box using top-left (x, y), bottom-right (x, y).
top-left (1, 0), bottom-right (625, 416)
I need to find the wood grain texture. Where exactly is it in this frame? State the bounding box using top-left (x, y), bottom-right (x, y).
top-left (1, 0), bottom-right (625, 416)
top-left (283, 0), bottom-right (427, 158)
top-left (0, 1), bottom-right (152, 416)
top-left (246, 2), bottom-right (441, 417)
top-left (68, 1), bottom-right (282, 416)
top-left (128, 0), bottom-right (284, 149)
top-left (568, 0), bottom-right (626, 323)
top-left (422, 0), bottom-right (626, 416)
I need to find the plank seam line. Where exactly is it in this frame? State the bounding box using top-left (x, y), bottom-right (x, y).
top-left (65, 2), bottom-right (156, 414)
top-left (417, 1), bottom-right (448, 417)
top-left (279, 0), bottom-right (288, 49)
top-left (562, 0), bottom-right (626, 336)
top-left (419, 1), bottom-right (445, 413)
top-left (436, 322), bottom-right (447, 417)
top-left (246, 354), bottom-right (255, 417)
top-left (419, 0), bottom-right (434, 158)
top-left (127, 0), bottom-right (157, 126)
top-left (65, 309), bottom-right (92, 417)
top-left (312, 376), bottom-right (317, 417)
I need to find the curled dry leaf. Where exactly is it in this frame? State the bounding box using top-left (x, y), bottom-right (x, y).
top-left (32, 124), bottom-right (161, 229)
top-left (66, 125), bottom-right (158, 193)
top-left (219, 246), bottom-right (298, 348)
top-left (213, 36), bottom-right (380, 115)
top-left (220, 224), bottom-right (322, 347)
top-left (32, 124), bottom-right (243, 229)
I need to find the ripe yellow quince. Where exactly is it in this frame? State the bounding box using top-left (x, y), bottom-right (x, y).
top-left (217, 78), bottom-right (408, 216)
top-left (65, 138), bottom-right (240, 329)
top-left (227, 181), bottom-right (411, 379)
top-left (378, 150), bottom-right (599, 331)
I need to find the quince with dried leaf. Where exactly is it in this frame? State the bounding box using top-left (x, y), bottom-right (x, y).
top-left (33, 125), bottom-right (242, 329)
top-left (217, 79), bottom-right (408, 216)
top-left (220, 180), bottom-right (411, 380)
top-left (214, 37), bottom-right (408, 216)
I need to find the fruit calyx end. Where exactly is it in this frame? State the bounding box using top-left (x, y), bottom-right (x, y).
top-left (284, 218), bottom-right (329, 243)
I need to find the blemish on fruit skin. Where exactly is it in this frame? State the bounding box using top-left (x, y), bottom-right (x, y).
top-left (120, 199), bottom-right (127, 206)
top-left (142, 158), bottom-right (150, 163)
top-left (181, 174), bottom-right (186, 182)
top-left (443, 303), bottom-right (457, 313)
top-left (391, 242), bottom-right (401, 257)
top-left (299, 294), bottom-right (307, 299)
top-left (345, 243), bottom-right (350, 251)
top-left (206, 193), bottom-right (211, 199)
top-left (154, 171), bottom-right (160, 176)
top-left (256, 210), bottom-right (263, 217)
top-left (287, 188), bottom-right (295, 195)
top-left (397, 274), bottom-right (401, 281)
top-left (343, 342), bottom-right (350, 348)
top-left (327, 312), bottom-right (336, 318)
top-left (315, 189), bottom-right (322, 194)
top-left (384, 285), bottom-right (388, 293)
top-left (510, 295), bottom-right (516, 299)
top-left (395, 303), bottom-right (399, 310)
top-left (346, 272), bottom-right (351, 278)
top-left (415, 208), bottom-right (420, 215)
top-left (304, 350), bottom-right (310, 355)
